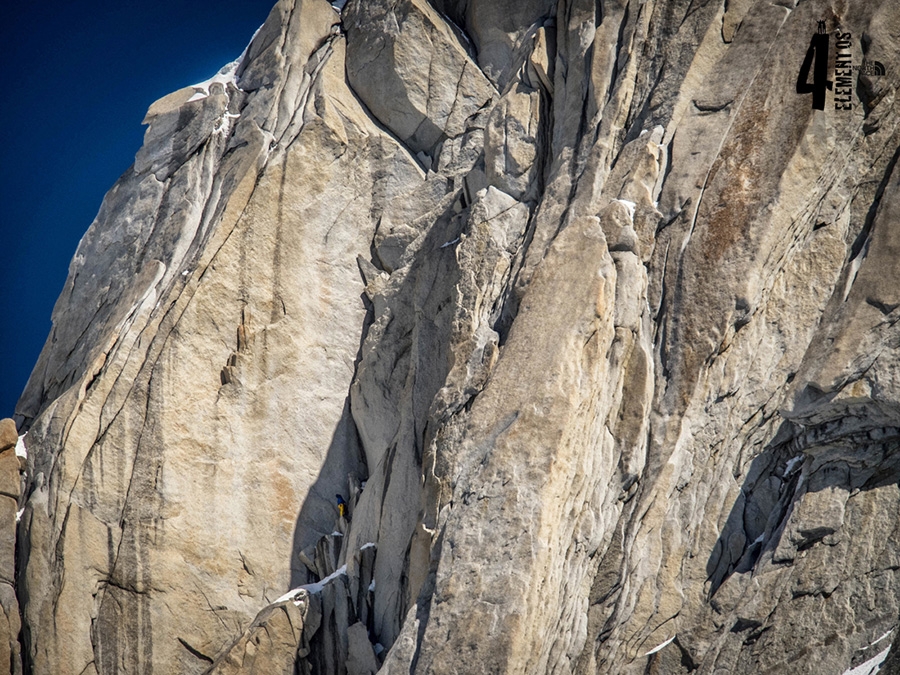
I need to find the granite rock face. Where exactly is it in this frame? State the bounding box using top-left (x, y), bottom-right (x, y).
top-left (0, 419), bottom-right (22, 675)
top-left (12, 0), bottom-right (900, 673)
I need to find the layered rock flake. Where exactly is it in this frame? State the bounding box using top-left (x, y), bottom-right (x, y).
top-left (10, 0), bottom-right (900, 673)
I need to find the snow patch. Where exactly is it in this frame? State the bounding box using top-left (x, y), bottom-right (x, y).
top-left (187, 60), bottom-right (241, 102)
top-left (330, 0), bottom-right (348, 11)
top-left (15, 509), bottom-right (24, 523)
top-left (872, 630), bottom-right (894, 647)
top-left (360, 542), bottom-right (377, 551)
top-left (644, 635), bottom-right (676, 656)
top-left (844, 645), bottom-right (890, 675)
top-left (784, 454), bottom-right (804, 475)
top-left (368, 579), bottom-right (375, 592)
top-left (843, 250), bottom-right (866, 302)
top-left (440, 237), bottom-right (460, 249)
top-left (185, 22), bottom-right (258, 103)
top-left (614, 199), bottom-right (636, 221)
top-left (15, 435), bottom-right (27, 460)
top-left (275, 564), bottom-right (348, 604)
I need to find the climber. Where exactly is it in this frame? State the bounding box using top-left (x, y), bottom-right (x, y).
top-left (336, 494), bottom-right (348, 519)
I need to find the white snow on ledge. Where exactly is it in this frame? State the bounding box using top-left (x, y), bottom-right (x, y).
top-left (187, 60), bottom-right (241, 102)
top-left (784, 454), bottom-right (804, 475)
top-left (15, 435), bottom-right (27, 460)
top-left (871, 631), bottom-right (894, 648)
top-left (275, 565), bottom-right (348, 604)
top-left (843, 645), bottom-right (890, 675)
top-left (184, 21), bottom-right (263, 103)
top-left (614, 198), bottom-right (636, 222)
top-left (644, 634), bottom-right (675, 656)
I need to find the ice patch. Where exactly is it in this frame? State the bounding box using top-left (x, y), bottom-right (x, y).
top-left (275, 564), bottom-right (348, 604)
top-left (374, 643), bottom-right (385, 655)
top-left (614, 199), bottom-right (636, 221)
top-left (330, 0), bottom-right (348, 11)
top-left (644, 635), bottom-right (675, 656)
top-left (368, 579), bottom-right (375, 592)
top-left (15, 435), bottom-right (27, 460)
top-left (843, 645), bottom-right (890, 675)
top-left (440, 237), bottom-right (460, 249)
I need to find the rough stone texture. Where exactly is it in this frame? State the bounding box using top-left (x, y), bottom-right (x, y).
top-left (343, 0), bottom-right (496, 159)
top-left (205, 600), bottom-right (307, 675)
top-left (13, 0), bottom-right (900, 673)
top-left (0, 421), bottom-right (23, 675)
top-left (0, 420), bottom-right (16, 453)
top-left (15, 1), bottom-right (422, 672)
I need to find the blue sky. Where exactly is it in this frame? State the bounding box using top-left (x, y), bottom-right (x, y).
top-left (0, 0), bottom-right (278, 419)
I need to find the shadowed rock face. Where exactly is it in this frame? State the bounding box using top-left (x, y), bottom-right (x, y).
top-left (12, 0), bottom-right (900, 672)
